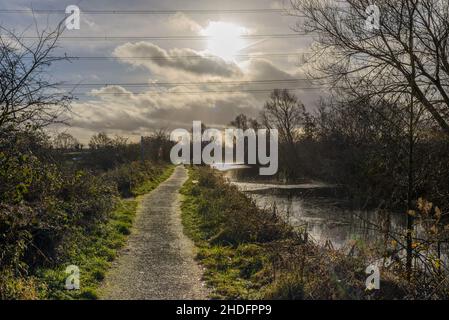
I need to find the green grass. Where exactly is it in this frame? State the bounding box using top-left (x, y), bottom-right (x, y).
top-left (180, 167), bottom-right (273, 299)
top-left (37, 165), bottom-right (174, 299)
top-left (132, 165), bottom-right (174, 196)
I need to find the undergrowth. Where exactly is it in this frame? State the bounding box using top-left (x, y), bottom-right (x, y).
top-left (33, 165), bottom-right (174, 299)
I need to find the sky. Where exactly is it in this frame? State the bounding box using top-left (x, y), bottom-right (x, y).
top-left (0, 0), bottom-right (324, 144)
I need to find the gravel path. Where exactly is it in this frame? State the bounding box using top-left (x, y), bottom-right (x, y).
top-left (100, 166), bottom-right (209, 300)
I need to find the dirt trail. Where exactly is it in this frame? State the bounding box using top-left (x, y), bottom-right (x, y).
top-left (100, 166), bottom-right (209, 300)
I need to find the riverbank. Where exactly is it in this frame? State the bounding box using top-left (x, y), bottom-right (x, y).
top-left (181, 166), bottom-right (409, 299)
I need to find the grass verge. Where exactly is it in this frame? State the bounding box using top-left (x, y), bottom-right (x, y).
top-left (180, 166), bottom-right (287, 299)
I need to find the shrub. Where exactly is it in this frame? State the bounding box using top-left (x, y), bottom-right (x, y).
top-left (104, 161), bottom-right (167, 197)
top-left (185, 167), bottom-right (292, 246)
top-left (0, 270), bottom-right (42, 300)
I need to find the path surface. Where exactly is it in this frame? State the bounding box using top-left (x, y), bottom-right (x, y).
top-left (100, 166), bottom-right (209, 300)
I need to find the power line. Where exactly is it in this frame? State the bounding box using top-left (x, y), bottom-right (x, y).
top-left (42, 52), bottom-right (312, 61)
top-left (16, 34), bottom-right (312, 41)
top-left (68, 87), bottom-right (326, 96)
top-left (0, 8), bottom-right (298, 15)
top-left (56, 78), bottom-right (315, 87)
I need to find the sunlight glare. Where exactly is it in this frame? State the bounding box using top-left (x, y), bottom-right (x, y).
top-left (201, 22), bottom-right (247, 61)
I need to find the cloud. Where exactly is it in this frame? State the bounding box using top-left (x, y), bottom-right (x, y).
top-left (245, 58), bottom-right (295, 80)
top-left (9, 0), bottom-right (321, 144)
top-left (113, 42), bottom-right (243, 78)
top-left (70, 99), bottom-right (151, 132)
top-left (69, 85), bottom-right (261, 136)
top-left (67, 40), bottom-right (316, 142)
top-left (270, 0), bottom-right (286, 10)
top-left (90, 85), bottom-right (134, 99)
top-left (168, 12), bottom-right (202, 33)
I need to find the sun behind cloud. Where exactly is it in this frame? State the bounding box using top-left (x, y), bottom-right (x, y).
top-left (201, 21), bottom-right (248, 61)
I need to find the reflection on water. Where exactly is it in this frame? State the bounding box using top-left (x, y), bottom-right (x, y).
top-left (231, 180), bottom-right (407, 249)
top-left (231, 181), bottom-right (333, 192)
top-left (211, 163), bottom-right (250, 171)
top-left (224, 168), bottom-right (449, 271)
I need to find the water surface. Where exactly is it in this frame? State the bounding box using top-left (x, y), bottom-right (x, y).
top-left (228, 175), bottom-right (407, 249)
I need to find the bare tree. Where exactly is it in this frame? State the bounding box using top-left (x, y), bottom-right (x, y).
top-left (0, 23), bottom-right (71, 131)
top-left (261, 89), bottom-right (308, 179)
top-left (53, 132), bottom-right (80, 150)
top-left (229, 114), bottom-right (260, 130)
top-left (142, 129), bottom-right (173, 161)
top-left (290, 0), bottom-right (449, 279)
top-left (89, 132), bottom-right (113, 150)
top-left (261, 89), bottom-right (307, 145)
top-left (290, 0), bottom-right (449, 136)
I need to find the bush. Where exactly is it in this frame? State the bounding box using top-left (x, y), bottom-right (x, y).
top-left (0, 129), bottom-right (171, 299)
top-left (184, 167), bottom-right (292, 246)
top-left (0, 164), bottom-right (171, 299)
top-left (104, 161), bottom-right (167, 197)
top-left (264, 274), bottom-right (304, 300)
top-left (181, 167), bottom-right (294, 299)
top-left (0, 270), bottom-right (42, 300)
